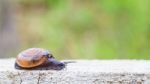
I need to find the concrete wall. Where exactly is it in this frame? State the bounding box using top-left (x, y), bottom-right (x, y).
top-left (0, 59), bottom-right (150, 84)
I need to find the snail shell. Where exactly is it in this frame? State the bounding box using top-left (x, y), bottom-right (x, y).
top-left (15, 48), bottom-right (65, 70)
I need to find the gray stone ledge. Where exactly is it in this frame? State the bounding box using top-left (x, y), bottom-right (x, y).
top-left (0, 59), bottom-right (150, 84)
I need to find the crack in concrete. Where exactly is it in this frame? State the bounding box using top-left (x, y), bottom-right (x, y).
top-left (37, 71), bottom-right (41, 84)
top-left (9, 72), bottom-right (15, 84)
top-left (17, 72), bottom-right (22, 84)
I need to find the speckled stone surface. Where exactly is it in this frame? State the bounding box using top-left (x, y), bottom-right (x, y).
top-left (0, 59), bottom-right (150, 84)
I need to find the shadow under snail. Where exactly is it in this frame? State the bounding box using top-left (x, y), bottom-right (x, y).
top-left (15, 48), bottom-right (65, 70)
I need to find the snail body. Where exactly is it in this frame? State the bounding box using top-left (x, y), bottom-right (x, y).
top-left (15, 48), bottom-right (65, 70)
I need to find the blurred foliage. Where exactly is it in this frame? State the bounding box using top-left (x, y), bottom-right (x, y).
top-left (15, 0), bottom-right (150, 59)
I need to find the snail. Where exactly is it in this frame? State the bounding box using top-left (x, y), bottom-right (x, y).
top-left (15, 48), bottom-right (65, 70)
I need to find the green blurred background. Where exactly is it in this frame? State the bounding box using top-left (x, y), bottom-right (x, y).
top-left (0, 0), bottom-right (150, 59)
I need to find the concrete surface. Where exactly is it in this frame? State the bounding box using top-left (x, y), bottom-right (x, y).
top-left (0, 59), bottom-right (150, 84)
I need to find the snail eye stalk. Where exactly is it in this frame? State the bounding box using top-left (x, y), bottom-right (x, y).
top-left (47, 54), bottom-right (54, 58)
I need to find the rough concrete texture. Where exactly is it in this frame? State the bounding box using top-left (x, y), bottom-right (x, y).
top-left (0, 59), bottom-right (150, 84)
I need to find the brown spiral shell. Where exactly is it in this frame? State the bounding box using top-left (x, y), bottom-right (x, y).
top-left (16, 48), bottom-right (50, 68)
